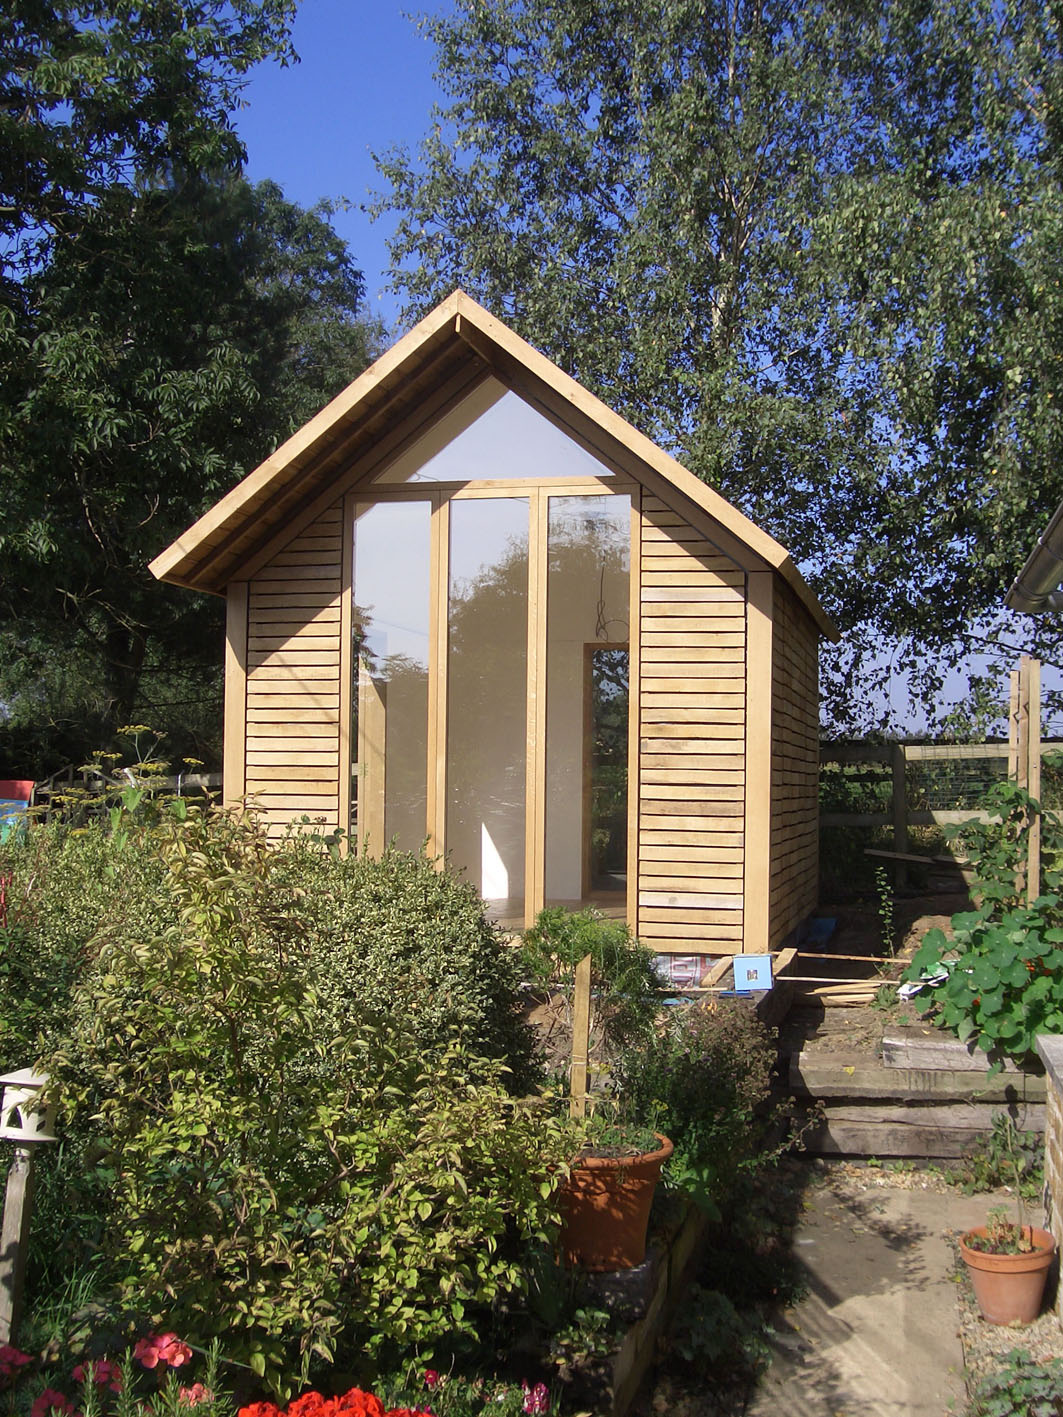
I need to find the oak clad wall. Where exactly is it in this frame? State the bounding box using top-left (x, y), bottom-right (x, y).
top-left (635, 493), bottom-right (747, 953)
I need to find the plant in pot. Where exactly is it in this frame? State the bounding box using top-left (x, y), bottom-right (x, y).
top-left (557, 1112), bottom-right (673, 1273)
top-left (959, 1203), bottom-right (1056, 1326)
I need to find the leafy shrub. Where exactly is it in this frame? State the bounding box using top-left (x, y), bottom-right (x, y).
top-left (46, 802), bottom-right (573, 1390)
top-left (903, 782), bottom-right (1063, 1068)
top-left (519, 907), bottom-right (662, 1060)
top-left (283, 844), bottom-right (541, 1094)
top-left (967, 1347), bottom-right (1063, 1416)
top-left (611, 1001), bottom-right (780, 1215)
top-left (0, 819), bottom-right (168, 1073)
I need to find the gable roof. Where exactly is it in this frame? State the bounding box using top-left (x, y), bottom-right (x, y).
top-left (151, 289), bottom-right (836, 638)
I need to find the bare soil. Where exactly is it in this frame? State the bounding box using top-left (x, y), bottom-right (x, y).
top-left (779, 887), bottom-right (969, 1059)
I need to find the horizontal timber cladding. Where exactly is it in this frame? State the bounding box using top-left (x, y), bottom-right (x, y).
top-left (768, 579), bottom-right (820, 947)
top-left (244, 501), bottom-right (344, 835)
top-left (636, 494), bottom-right (747, 953)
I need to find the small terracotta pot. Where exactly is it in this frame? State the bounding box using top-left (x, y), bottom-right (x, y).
top-left (959, 1226), bottom-right (1056, 1325)
top-left (558, 1133), bottom-right (673, 1272)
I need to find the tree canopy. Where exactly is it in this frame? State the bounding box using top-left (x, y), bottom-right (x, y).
top-left (0, 2), bottom-right (380, 773)
top-left (376, 0), bottom-right (1063, 732)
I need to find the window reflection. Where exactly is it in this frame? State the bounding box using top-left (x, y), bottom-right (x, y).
top-left (351, 500), bottom-right (431, 853)
top-left (446, 498), bottom-right (529, 922)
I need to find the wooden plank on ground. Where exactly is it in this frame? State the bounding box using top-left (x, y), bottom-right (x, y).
top-left (790, 1052), bottom-right (1047, 1102)
top-left (800, 1103), bottom-right (1046, 1158)
top-left (882, 1027), bottom-right (1035, 1076)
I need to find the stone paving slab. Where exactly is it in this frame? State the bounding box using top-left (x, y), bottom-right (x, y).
top-left (746, 1171), bottom-right (1037, 1417)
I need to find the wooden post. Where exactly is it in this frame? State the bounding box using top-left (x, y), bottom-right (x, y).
top-left (1027, 656), bottom-right (1042, 906)
top-left (1008, 670), bottom-right (1020, 784)
top-left (1009, 656), bottom-right (1043, 906)
top-left (0, 1148), bottom-right (35, 1344)
top-left (891, 743), bottom-right (908, 892)
top-left (569, 953), bottom-right (592, 1119)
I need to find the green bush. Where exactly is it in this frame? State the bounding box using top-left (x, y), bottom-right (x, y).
top-left (611, 1000), bottom-right (781, 1215)
top-left (46, 802), bottom-right (572, 1390)
top-left (0, 817), bottom-right (168, 1072)
top-left (282, 843), bottom-right (541, 1094)
top-left (519, 907), bottom-right (663, 1060)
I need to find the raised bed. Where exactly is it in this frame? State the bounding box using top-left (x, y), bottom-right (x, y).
top-left (561, 1199), bottom-right (708, 1417)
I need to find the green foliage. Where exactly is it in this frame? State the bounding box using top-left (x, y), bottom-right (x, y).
top-left (665, 1285), bottom-right (769, 1374)
top-left (44, 804), bottom-right (572, 1389)
top-left (0, 0), bottom-right (382, 776)
top-left (944, 1114), bottom-right (1044, 1201)
top-left (965, 1205), bottom-right (1037, 1255)
top-left (0, 817), bottom-right (167, 1074)
top-left (287, 844), bottom-right (542, 1094)
top-left (611, 1001), bottom-right (780, 1215)
top-left (967, 1348), bottom-right (1063, 1417)
top-left (377, 0), bottom-right (1063, 732)
top-left (903, 784), bottom-right (1063, 1067)
top-left (876, 866), bottom-right (896, 956)
top-left (519, 907), bottom-right (663, 1061)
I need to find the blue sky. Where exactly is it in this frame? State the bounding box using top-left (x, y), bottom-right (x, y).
top-left (233, 0), bottom-right (449, 331)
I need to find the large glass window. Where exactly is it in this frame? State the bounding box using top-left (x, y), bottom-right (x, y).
top-left (350, 426), bottom-right (633, 928)
top-left (446, 498), bottom-right (529, 924)
top-left (544, 495), bottom-right (631, 914)
top-left (351, 499), bottom-right (431, 853)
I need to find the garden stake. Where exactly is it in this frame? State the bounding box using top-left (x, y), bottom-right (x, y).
top-left (570, 953), bottom-right (591, 1118)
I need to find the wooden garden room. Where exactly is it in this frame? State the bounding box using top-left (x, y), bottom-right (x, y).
top-left (152, 291), bottom-right (837, 958)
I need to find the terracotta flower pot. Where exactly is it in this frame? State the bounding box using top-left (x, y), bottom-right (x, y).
top-left (558, 1133), bottom-right (673, 1272)
top-left (959, 1225), bottom-right (1056, 1325)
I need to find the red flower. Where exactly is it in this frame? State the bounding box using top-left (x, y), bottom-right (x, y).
top-left (0, 1345), bottom-right (33, 1386)
top-left (31, 1389), bottom-right (78, 1417)
top-left (287, 1392), bottom-right (332, 1417)
top-left (178, 1384), bottom-right (214, 1407)
top-left (335, 1392), bottom-right (384, 1417)
top-left (134, 1335), bottom-right (192, 1371)
top-left (73, 1360), bottom-right (123, 1393)
top-left (237, 1404), bottom-right (283, 1417)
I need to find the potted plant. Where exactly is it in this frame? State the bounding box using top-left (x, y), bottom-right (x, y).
top-left (959, 1204), bottom-right (1056, 1325)
top-left (557, 1119), bottom-right (673, 1272)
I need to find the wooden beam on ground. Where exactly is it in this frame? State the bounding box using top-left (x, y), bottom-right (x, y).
top-left (790, 1051), bottom-right (1046, 1103)
top-left (882, 1026), bottom-right (1034, 1075)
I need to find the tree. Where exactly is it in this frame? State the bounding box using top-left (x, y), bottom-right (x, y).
top-left (0, 175), bottom-right (379, 772)
top-left (376, 0), bottom-right (1063, 732)
top-left (0, 0), bottom-right (294, 285)
top-left (0, 1), bottom-right (381, 773)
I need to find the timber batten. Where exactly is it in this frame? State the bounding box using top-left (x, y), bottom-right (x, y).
top-left (155, 291), bottom-right (837, 953)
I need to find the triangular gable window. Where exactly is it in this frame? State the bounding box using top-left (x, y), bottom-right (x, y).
top-left (374, 377), bottom-right (615, 484)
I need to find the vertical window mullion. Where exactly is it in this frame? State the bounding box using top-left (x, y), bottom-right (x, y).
top-left (428, 492), bottom-right (449, 855)
top-left (526, 489), bottom-right (548, 927)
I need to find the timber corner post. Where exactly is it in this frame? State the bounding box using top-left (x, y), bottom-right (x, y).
top-left (0, 1070), bottom-right (57, 1343)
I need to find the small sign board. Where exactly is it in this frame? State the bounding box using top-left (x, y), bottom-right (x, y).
top-left (733, 954), bottom-right (773, 994)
